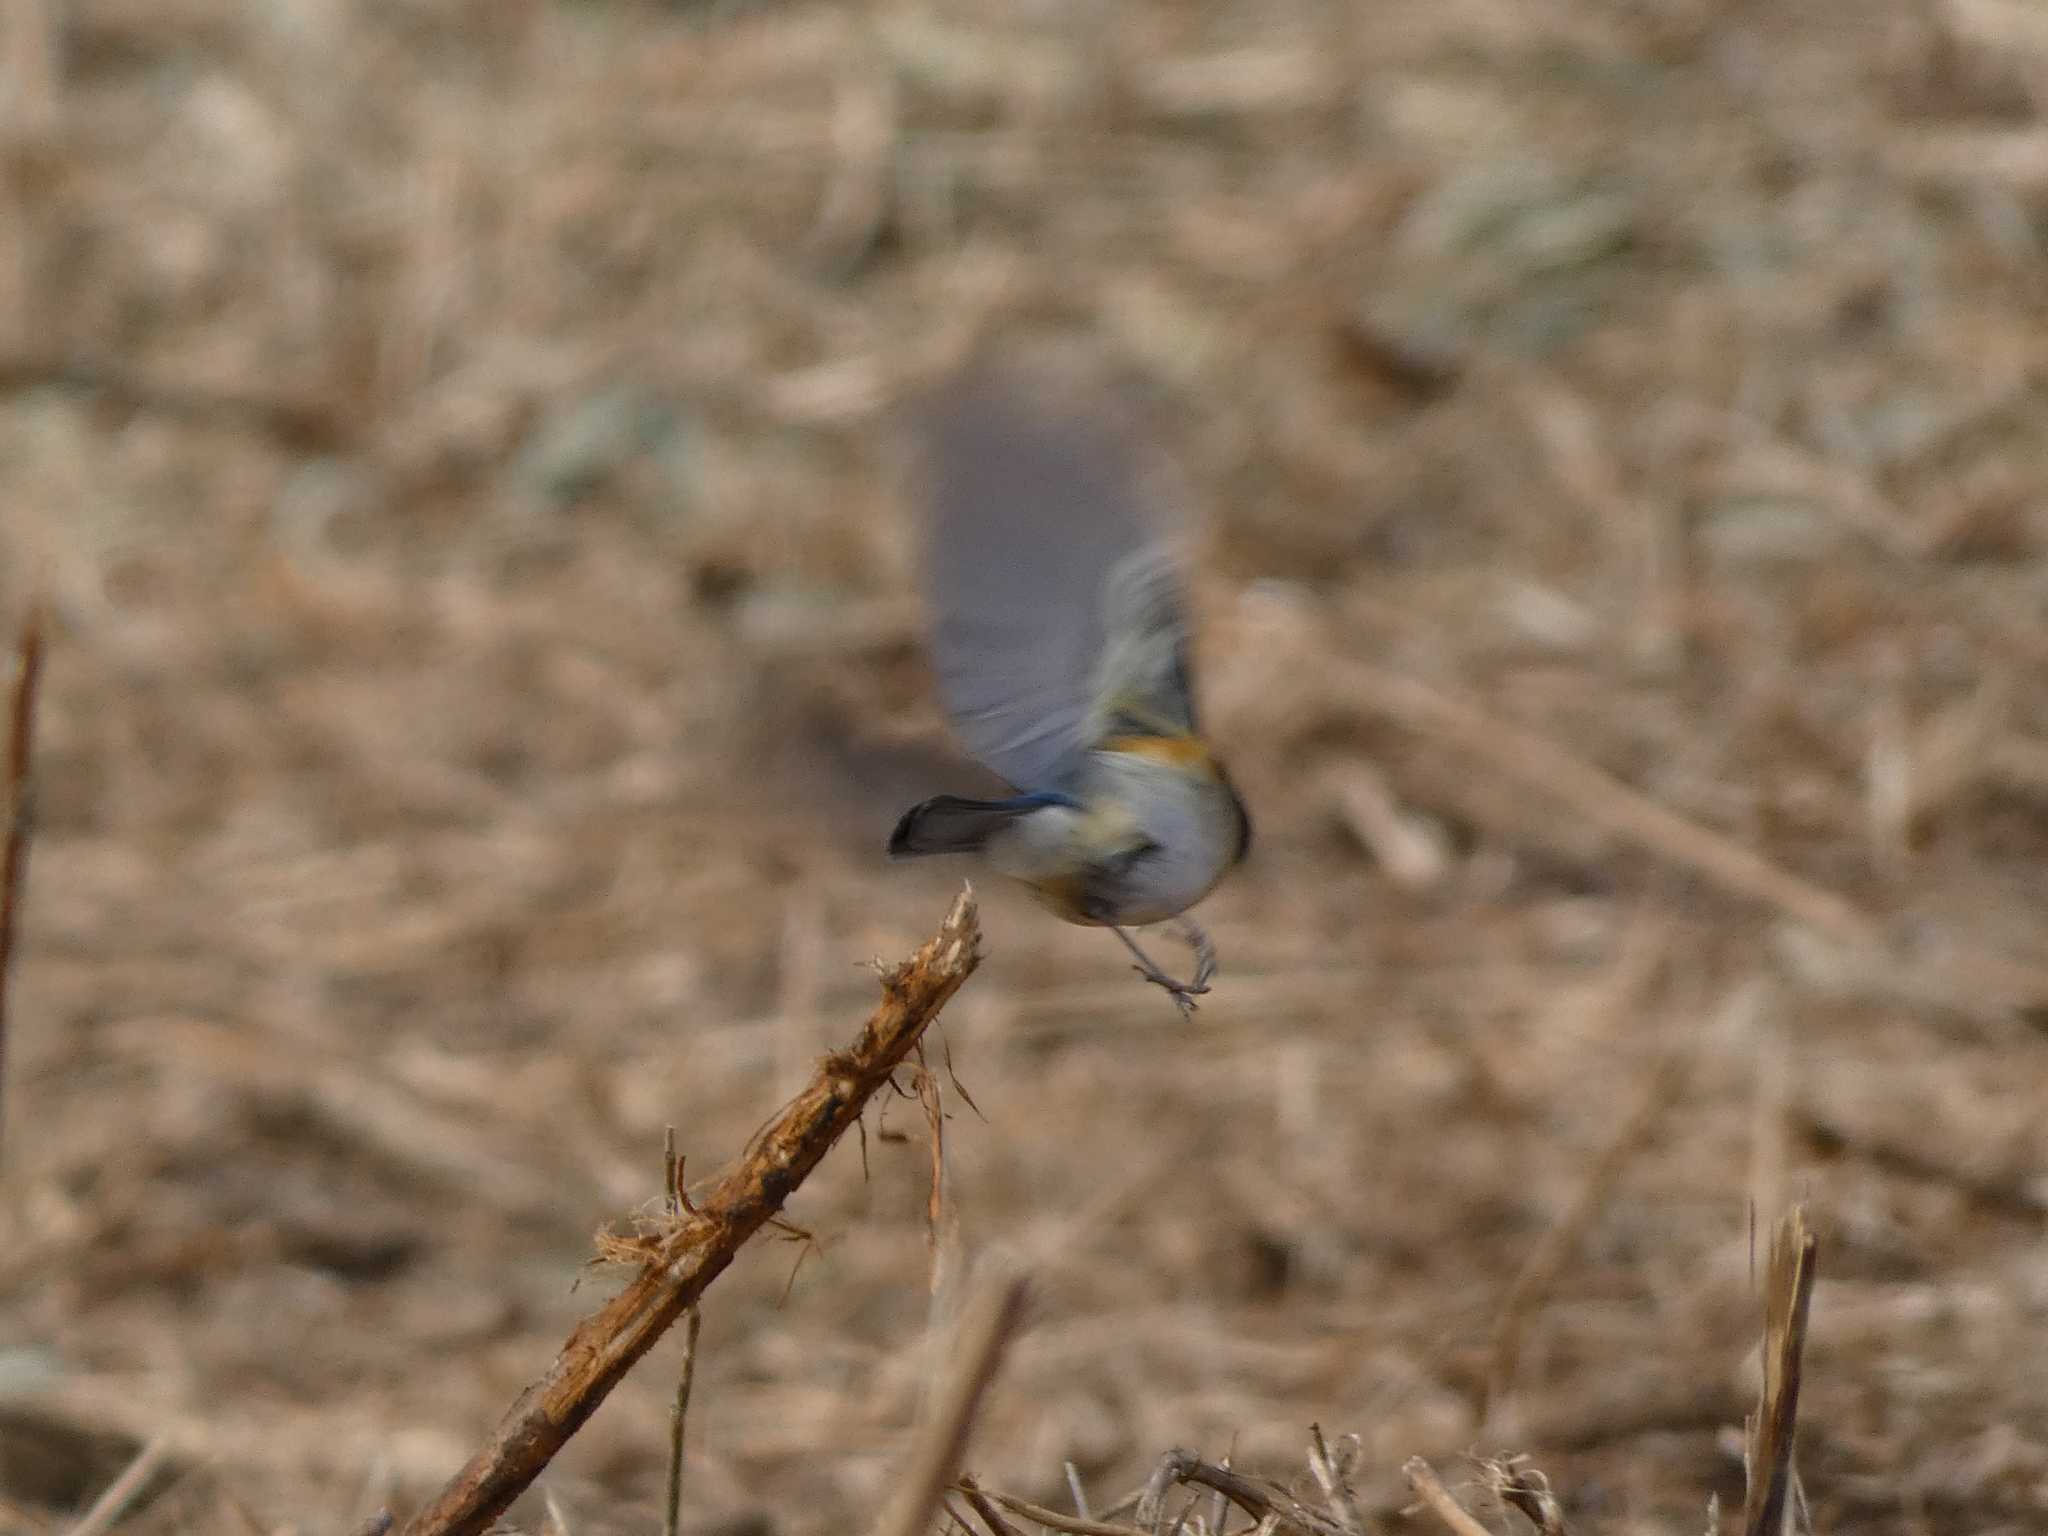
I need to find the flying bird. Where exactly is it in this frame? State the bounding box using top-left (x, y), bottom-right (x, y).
top-left (887, 364), bottom-right (1251, 1016)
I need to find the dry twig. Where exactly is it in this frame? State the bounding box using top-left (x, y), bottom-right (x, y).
top-left (66, 1437), bottom-right (170, 1536)
top-left (393, 890), bottom-right (982, 1536)
top-left (1480, 1457), bottom-right (1571, 1536)
top-left (958, 1482), bottom-right (1029, 1536)
top-left (1741, 1208), bottom-right (1818, 1536)
top-left (1063, 1465), bottom-right (1092, 1522)
top-left (1139, 1450), bottom-right (1352, 1536)
top-left (0, 602), bottom-right (45, 1162)
top-left (662, 1307), bottom-right (702, 1536)
top-left (659, 1125), bottom-right (703, 1536)
top-left (1305, 1426), bottom-right (1363, 1536)
top-left (960, 1485), bottom-right (1145, 1536)
top-left (874, 1267), bottom-right (1031, 1536)
top-left (1400, 1460), bottom-right (1492, 1536)
top-left (915, 1056), bottom-right (948, 1269)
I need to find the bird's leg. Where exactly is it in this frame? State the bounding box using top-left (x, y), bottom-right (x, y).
top-left (1112, 916), bottom-right (1217, 1020)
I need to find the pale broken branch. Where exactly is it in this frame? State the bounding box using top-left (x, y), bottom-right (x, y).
top-left (393, 889), bottom-right (982, 1536)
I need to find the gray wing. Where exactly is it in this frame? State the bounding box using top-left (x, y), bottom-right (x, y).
top-left (1087, 543), bottom-right (1200, 739)
top-left (905, 365), bottom-right (1172, 791)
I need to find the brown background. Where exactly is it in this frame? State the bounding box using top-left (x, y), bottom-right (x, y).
top-left (3, 2), bottom-right (2047, 1533)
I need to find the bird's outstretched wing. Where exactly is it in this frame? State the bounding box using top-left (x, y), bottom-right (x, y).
top-left (1086, 543), bottom-right (1200, 742)
top-left (905, 364), bottom-right (1181, 791)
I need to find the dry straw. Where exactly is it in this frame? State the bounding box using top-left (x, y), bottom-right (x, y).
top-left (1741, 1207), bottom-right (1819, 1536)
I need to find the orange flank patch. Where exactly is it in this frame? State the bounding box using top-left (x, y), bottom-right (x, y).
top-left (1099, 733), bottom-right (1219, 773)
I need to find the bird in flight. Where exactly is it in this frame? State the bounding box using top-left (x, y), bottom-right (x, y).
top-left (888, 362), bottom-right (1251, 1017)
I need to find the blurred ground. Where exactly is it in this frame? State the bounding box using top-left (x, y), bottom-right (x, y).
top-left (3, 1), bottom-right (2048, 1533)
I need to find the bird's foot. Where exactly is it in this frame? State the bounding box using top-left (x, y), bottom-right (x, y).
top-left (1112, 917), bottom-right (1217, 1021)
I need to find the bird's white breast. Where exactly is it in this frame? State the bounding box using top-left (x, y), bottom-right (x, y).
top-left (980, 748), bottom-right (1239, 927)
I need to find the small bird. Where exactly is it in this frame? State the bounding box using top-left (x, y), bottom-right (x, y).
top-left (887, 363), bottom-right (1251, 1016)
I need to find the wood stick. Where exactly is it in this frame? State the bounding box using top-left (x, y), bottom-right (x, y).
top-left (395, 890), bottom-right (981, 1536)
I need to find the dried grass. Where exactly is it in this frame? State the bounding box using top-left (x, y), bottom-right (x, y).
top-left (2, 1), bottom-right (2047, 1534)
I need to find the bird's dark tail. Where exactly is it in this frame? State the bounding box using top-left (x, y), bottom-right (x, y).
top-left (888, 792), bottom-right (1073, 858)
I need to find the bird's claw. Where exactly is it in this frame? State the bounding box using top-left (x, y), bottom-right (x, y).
top-left (1114, 917), bottom-right (1218, 1021)
top-left (1132, 967), bottom-right (1207, 1023)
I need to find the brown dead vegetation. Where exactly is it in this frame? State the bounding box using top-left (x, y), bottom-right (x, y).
top-left (3, 2), bottom-right (2048, 1534)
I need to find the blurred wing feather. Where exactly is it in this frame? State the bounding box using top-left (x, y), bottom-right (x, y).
top-left (1088, 544), bottom-right (1200, 739)
top-left (908, 368), bottom-right (1174, 790)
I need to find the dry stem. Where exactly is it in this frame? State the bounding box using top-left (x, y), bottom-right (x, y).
top-left (1139, 1451), bottom-right (1351, 1536)
top-left (957, 1482), bottom-right (1028, 1536)
top-left (1481, 1458), bottom-right (1571, 1536)
top-left (960, 1484), bottom-right (1145, 1536)
top-left (874, 1267), bottom-right (1031, 1536)
top-left (66, 1437), bottom-right (169, 1536)
top-left (662, 1307), bottom-right (702, 1536)
top-left (393, 889), bottom-right (981, 1536)
top-left (1305, 1426), bottom-right (1362, 1536)
top-left (1400, 1460), bottom-right (1492, 1536)
top-left (1741, 1207), bottom-right (1818, 1536)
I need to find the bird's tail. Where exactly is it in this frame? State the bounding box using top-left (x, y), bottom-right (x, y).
top-left (888, 793), bottom-right (1072, 857)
